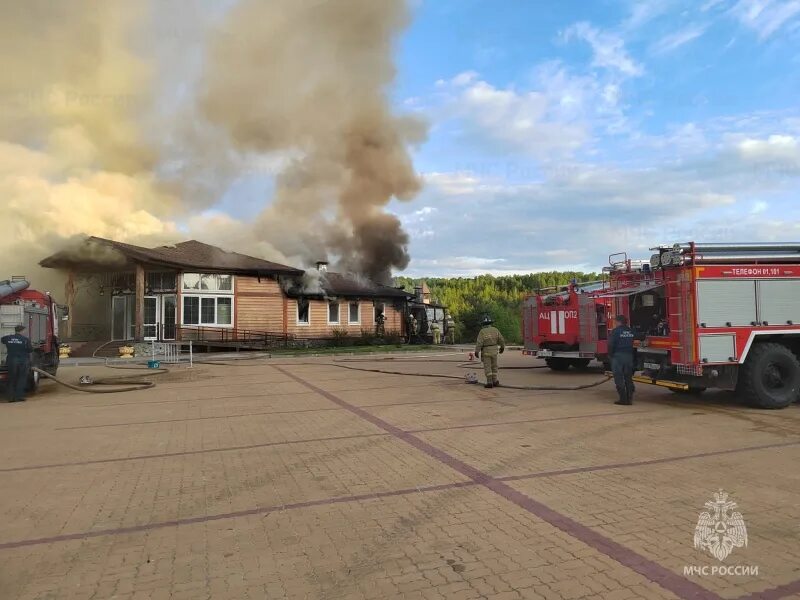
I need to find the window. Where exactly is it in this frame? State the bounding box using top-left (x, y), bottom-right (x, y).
top-left (146, 272), bottom-right (177, 292)
top-left (217, 298), bottom-right (232, 325)
top-left (183, 273), bottom-right (234, 292)
top-left (297, 299), bottom-right (310, 325)
top-left (182, 273), bottom-right (235, 327)
top-left (182, 296), bottom-right (234, 327)
top-left (183, 297), bottom-right (200, 325)
top-left (328, 302), bottom-right (340, 324)
top-left (349, 302), bottom-right (360, 325)
top-left (201, 298), bottom-right (215, 324)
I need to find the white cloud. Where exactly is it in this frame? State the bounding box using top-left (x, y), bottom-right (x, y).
top-left (624, 0), bottom-right (677, 29)
top-left (731, 0), bottom-right (800, 39)
top-left (404, 126), bottom-right (800, 276)
top-left (737, 134), bottom-right (800, 164)
top-left (423, 172), bottom-right (486, 196)
top-left (444, 78), bottom-right (589, 158)
top-left (651, 24), bottom-right (708, 54)
top-left (564, 22), bottom-right (644, 77)
top-left (451, 71), bottom-right (479, 87)
top-left (431, 62), bottom-right (633, 159)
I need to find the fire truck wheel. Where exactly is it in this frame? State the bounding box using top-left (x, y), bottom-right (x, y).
top-left (737, 342), bottom-right (800, 409)
top-left (545, 358), bottom-right (571, 371)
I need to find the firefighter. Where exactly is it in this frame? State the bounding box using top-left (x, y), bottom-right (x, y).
top-left (2, 325), bottom-right (33, 402)
top-left (445, 314), bottom-right (456, 344)
top-left (375, 311), bottom-right (386, 337)
top-left (608, 314), bottom-right (635, 405)
top-left (407, 313), bottom-right (418, 343)
top-left (431, 320), bottom-right (441, 344)
top-left (475, 314), bottom-right (505, 388)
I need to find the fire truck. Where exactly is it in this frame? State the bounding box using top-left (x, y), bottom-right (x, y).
top-left (0, 277), bottom-right (62, 395)
top-left (522, 254), bottom-right (654, 370)
top-left (524, 242), bottom-right (800, 409)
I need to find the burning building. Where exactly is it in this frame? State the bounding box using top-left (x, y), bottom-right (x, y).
top-left (39, 236), bottom-right (413, 353)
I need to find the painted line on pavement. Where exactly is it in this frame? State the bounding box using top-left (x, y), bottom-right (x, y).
top-left (275, 366), bottom-right (722, 600)
top-left (0, 481), bottom-right (475, 551)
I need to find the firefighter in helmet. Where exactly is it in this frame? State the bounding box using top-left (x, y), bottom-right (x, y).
top-left (608, 314), bottom-right (636, 405)
top-left (375, 309), bottom-right (386, 337)
top-left (2, 324), bottom-right (33, 402)
top-left (431, 320), bottom-right (441, 344)
top-left (475, 314), bottom-right (505, 388)
top-left (407, 313), bottom-right (418, 343)
top-left (445, 314), bottom-right (456, 344)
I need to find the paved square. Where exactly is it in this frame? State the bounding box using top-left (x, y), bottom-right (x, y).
top-left (1, 352), bottom-right (799, 599)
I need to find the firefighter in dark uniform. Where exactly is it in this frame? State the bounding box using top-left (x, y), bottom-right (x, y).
top-left (2, 325), bottom-right (33, 402)
top-left (608, 315), bottom-right (635, 405)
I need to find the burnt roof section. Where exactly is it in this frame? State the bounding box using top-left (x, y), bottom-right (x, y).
top-left (40, 236), bottom-right (304, 276)
top-left (285, 272), bottom-right (413, 300)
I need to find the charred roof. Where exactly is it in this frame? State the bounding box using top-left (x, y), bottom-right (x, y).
top-left (284, 272), bottom-right (413, 300)
top-left (40, 237), bottom-right (304, 276)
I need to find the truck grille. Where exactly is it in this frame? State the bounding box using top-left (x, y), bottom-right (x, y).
top-left (677, 364), bottom-right (703, 377)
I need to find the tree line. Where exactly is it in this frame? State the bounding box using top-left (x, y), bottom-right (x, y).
top-left (395, 272), bottom-right (601, 344)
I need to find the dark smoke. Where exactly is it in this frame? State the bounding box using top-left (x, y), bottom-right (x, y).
top-left (200, 0), bottom-right (426, 283)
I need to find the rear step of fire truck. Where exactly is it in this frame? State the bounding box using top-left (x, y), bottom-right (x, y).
top-left (604, 371), bottom-right (690, 392)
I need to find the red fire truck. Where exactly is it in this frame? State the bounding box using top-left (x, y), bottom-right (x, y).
top-left (0, 277), bottom-right (62, 395)
top-left (522, 255), bottom-right (653, 370)
top-left (524, 242), bottom-right (800, 409)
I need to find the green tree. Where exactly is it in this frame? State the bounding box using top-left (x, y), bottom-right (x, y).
top-left (394, 271), bottom-right (601, 344)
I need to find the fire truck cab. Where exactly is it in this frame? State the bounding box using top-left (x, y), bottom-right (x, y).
top-left (630, 242), bottom-right (800, 409)
top-left (0, 277), bottom-right (62, 395)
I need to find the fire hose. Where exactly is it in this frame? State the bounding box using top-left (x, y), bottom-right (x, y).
top-left (31, 353), bottom-right (611, 394)
top-left (32, 365), bottom-right (168, 393)
top-left (196, 354), bottom-right (612, 392)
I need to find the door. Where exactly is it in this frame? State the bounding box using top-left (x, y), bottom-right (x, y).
top-left (143, 296), bottom-right (158, 340)
top-left (111, 296), bottom-right (134, 341)
top-left (161, 295), bottom-right (176, 340)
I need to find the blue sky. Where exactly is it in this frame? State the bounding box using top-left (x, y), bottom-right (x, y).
top-left (212, 0), bottom-right (800, 276)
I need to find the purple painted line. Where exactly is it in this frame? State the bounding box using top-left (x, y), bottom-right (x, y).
top-left (406, 409), bottom-right (652, 433)
top-left (275, 366), bottom-right (722, 600)
top-left (0, 481), bottom-right (476, 551)
top-left (55, 406), bottom-right (343, 430)
top-left (736, 580), bottom-right (800, 600)
top-left (0, 433), bottom-right (390, 473)
top-left (499, 440), bottom-right (800, 482)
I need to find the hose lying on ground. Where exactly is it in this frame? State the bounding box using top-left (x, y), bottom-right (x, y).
top-left (325, 361), bottom-right (612, 391)
top-left (192, 353), bottom-right (612, 392)
top-left (33, 365), bottom-right (169, 393)
top-left (40, 352), bottom-right (610, 394)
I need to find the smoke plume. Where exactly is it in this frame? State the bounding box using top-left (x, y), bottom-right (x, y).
top-left (0, 1), bottom-right (181, 291)
top-left (200, 0), bottom-right (425, 283)
top-left (0, 0), bottom-right (423, 292)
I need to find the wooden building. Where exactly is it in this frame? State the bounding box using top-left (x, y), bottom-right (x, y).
top-left (40, 237), bottom-right (412, 348)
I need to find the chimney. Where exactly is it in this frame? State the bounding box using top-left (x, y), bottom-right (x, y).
top-left (316, 261), bottom-right (329, 272)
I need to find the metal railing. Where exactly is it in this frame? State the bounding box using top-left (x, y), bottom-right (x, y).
top-left (176, 326), bottom-right (292, 348)
top-left (149, 340), bottom-right (192, 366)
